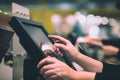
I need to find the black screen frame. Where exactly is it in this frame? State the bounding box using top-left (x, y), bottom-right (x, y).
top-left (9, 16), bottom-right (76, 70)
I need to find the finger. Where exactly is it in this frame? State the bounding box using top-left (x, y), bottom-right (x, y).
top-left (37, 56), bottom-right (54, 68)
top-left (53, 44), bottom-right (57, 51)
top-left (48, 35), bottom-right (68, 44)
top-left (40, 64), bottom-right (55, 76)
top-left (58, 51), bottom-right (63, 56)
top-left (46, 75), bottom-right (57, 80)
top-left (55, 40), bottom-right (63, 43)
top-left (43, 70), bottom-right (57, 80)
top-left (42, 68), bottom-right (59, 80)
top-left (54, 43), bottom-right (67, 51)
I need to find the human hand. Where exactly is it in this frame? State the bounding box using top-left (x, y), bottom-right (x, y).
top-left (81, 36), bottom-right (103, 46)
top-left (37, 56), bottom-right (77, 80)
top-left (102, 45), bottom-right (119, 56)
top-left (48, 35), bottom-right (80, 60)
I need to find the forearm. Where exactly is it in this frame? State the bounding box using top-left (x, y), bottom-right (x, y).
top-left (73, 71), bottom-right (96, 80)
top-left (73, 51), bottom-right (103, 72)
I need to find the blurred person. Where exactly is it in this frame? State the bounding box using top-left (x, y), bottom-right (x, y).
top-left (37, 35), bottom-right (120, 80)
top-left (77, 36), bottom-right (120, 59)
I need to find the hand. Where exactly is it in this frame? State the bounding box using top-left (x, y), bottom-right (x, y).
top-left (37, 56), bottom-right (96, 80)
top-left (37, 56), bottom-right (77, 80)
top-left (82, 36), bottom-right (103, 46)
top-left (48, 35), bottom-right (103, 72)
top-left (102, 45), bottom-right (119, 56)
top-left (48, 35), bottom-right (80, 60)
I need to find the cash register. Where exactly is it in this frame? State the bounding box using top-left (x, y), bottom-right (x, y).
top-left (9, 16), bottom-right (76, 80)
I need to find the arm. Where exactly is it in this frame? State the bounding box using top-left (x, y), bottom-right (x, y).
top-left (37, 35), bottom-right (120, 80)
top-left (102, 45), bottom-right (119, 56)
top-left (82, 37), bottom-right (120, 48)
top-left (78, 36), bottom-right (120, 57)
top-left (37, 57), bottom-right (120, 80)
top-left (48, 35), bottom-right (103, 72)
top-left (37, 56), bottom-right (96, 80)
top-left (79, 36), bottom-right (103, 47)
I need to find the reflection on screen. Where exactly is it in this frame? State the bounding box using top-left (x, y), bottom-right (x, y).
top-left (23, 23), bottom-right (53, 51)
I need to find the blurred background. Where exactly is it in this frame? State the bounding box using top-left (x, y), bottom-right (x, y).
top-left (0, 0), bottom-right (120, 80)
top-left (0, 0), bottom-right (120, 34)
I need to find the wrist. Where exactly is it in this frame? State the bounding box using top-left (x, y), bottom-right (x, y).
top-left (73, 71), bottom-right (96, 80)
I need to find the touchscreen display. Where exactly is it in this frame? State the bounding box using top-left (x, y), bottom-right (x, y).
top-left (23, 23), bottom-right (54, 52)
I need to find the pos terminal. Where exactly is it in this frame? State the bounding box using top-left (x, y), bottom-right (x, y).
top-left (9, 16), bottom-right (76, 80)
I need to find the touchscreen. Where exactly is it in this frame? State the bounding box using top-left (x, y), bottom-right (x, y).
top-left (23, 23), bottom-right (54, 52)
